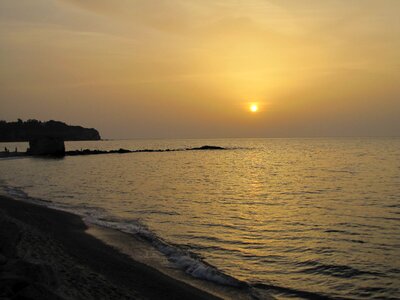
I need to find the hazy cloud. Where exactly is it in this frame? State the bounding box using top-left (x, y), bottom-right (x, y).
top-left (1, 0), bottom-right (399, 138)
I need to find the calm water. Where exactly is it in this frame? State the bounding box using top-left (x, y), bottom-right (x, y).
top-left (1, 138), bottom-right (399, 299)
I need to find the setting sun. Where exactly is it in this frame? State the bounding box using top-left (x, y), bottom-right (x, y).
top-left (250, 104), bottom-right (258, 113)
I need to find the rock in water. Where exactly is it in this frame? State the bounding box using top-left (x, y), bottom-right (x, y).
top-left (27, 137), bottom-right (65, 156)
top-left (191, 145), bottom-right (225, 150)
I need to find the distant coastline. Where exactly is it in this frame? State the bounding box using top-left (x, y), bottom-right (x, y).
top-left (0, 119), bottom-right (100, 142)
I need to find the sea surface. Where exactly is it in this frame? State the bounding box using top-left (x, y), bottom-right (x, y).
top-left (1, 138), bottom-right (399, 299)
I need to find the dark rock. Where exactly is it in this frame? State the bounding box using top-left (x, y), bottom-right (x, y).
top-left (27, 137), bottom-right (65, 156)
top-left (60, 145), bottom-right (227, 157)
top-left (113, 148), bottom-right (131, 154)
top-left (191, 145), bottom-right (225, 150)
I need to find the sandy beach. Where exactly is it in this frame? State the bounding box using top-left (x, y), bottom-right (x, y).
top-left (0, 195), bottom-right (221, 300)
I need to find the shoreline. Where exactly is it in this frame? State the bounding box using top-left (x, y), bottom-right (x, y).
top-left (85, 222), bottom-right (257, 300)
top-left (0, 195), bottom-right (224, 299)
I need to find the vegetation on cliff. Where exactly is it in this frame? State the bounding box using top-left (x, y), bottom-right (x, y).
top-left (0, 119), bottom-right (101, 142)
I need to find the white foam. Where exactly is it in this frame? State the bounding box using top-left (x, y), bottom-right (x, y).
top-left (1, 183), bottom-right (245, 288)
top-left (3, 186), bottom-right (29, 199)
top-left (85, 217), bottom-right (245, 287)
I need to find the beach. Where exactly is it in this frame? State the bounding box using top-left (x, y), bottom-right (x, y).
top-left (0, 195), bottom-right (222, 300)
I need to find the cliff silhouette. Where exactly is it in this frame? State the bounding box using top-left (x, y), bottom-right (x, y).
top-left (0, 119), bottom-right (101, 142)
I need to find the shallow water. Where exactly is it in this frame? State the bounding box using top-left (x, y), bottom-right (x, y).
top-left (1, 138), bottom-right (399, 299)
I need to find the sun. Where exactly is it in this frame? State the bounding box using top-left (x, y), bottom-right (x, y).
top-left (250, 104), bottom-right (258, 112)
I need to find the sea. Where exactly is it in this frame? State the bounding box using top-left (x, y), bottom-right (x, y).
top-left (0, 138), bottom-right (399, 299)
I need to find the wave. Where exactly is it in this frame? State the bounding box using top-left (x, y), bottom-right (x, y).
top-left (2, 185), bottom-right (53, 203)
top-left (86, 216), bottom-right (247, 288)
top-left (296, 260), bottom-right (381, 279)
top-left (253, 283), bottom-right (336, 300)
top-left (3, 185), bottom-right (30, 199)
top-left (3, 183), bottom-right (382, 300)
top-left (0, 183), bottom-right (247, 290)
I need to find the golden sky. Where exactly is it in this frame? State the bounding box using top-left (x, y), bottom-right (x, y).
top-left (1, 0), bottom-right (399, 138)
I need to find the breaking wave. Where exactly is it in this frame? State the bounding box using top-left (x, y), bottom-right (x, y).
top-left (0, 183), bottom-right (246, 289)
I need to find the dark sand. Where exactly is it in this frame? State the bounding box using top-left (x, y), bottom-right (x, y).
top-left (0, 195), bottom-right (221, 300)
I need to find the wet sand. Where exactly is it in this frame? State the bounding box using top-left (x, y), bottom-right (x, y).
top-left (0, 195), bottom-right (221, 300)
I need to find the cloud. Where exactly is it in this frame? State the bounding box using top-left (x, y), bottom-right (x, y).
top-left (60, 0), bottom-right (297, 35)
top-left (1, 0), bottom-right (399, 137)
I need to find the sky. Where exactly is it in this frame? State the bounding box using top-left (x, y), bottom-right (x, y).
top-left (1, 0), bottom-right (399, 139)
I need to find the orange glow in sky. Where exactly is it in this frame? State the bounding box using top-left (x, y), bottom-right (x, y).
top-left (0, 0), bottom-right (399, 138)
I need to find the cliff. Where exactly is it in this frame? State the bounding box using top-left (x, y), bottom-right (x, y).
top-left (0, 119), bottom-right (101, 142)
